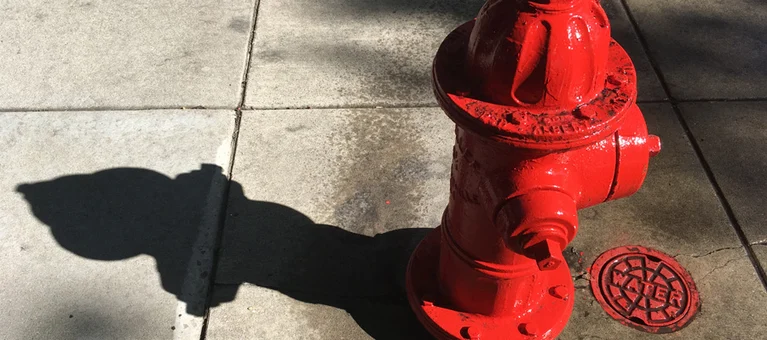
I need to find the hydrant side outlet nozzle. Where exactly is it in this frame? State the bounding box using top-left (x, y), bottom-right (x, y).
top-left (406, 0), bottom-right (661, 339)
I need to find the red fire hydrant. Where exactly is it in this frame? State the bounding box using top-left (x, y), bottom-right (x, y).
top-left (405, 0), bottom-right (661, 338)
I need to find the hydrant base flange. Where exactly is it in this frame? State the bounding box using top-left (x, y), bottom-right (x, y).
top-left (407, 227), bottom-right (575, 339)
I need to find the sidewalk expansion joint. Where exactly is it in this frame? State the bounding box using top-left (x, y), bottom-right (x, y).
top-left (243, 103), bottom-right (441, 111)
top-left (236, 0), bottom-right (262, 110)
top-left (672, 97), bottom-right (767, 103)
top-left (197, 110), bottom-right (242, 340)
top-left (240, 99), bottom-right (767, 113)
top-left (637, 98), bottom-right (767, 105)
top-left (199, 0), bottom-right (259, 337)
top-left (0, 106), bottom-right (236, 113)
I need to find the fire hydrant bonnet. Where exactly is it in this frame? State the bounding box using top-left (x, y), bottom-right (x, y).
top-left (434, 0), bottom-right (636, 150)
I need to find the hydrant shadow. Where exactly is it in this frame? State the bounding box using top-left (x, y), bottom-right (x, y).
top-left (16, 164), bottom-right (432, 339)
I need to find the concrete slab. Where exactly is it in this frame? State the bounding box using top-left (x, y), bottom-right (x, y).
top-left (207, 284), bottom-right (429, 340)
top-left (560, 103), bottom-right (767, 339)
top-left (0, 1), bottom-right (255, 110)
top-left (680, 102), bottom-right (767, 251)
top-left (208, 108), bottom-right (454, 339)
top-left (244, 0), bottom-right (663, 109)
top-left (0, 110), bottom-right (236, 340)
top-left (601, 0), bottom-right (666, 102)
top-left (624, 0), bottom-right (767, 100)
top-left (243, 0), bottom-right (483, 109)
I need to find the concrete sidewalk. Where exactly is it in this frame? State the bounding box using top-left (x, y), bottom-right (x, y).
top-left (2, 0), bottom-right (766, 339)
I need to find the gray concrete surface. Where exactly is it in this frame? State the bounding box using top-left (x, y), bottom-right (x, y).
top-left (3, 0), bottom-right (767, 339)
top-left (244, 0), bottom-right (484, 109)
top-left (602, 0), bottom-right (667, 102)
top-left (680, 102), bottom-right (767, 263)
top-left (0, 1), bottom-right (255, 110)
top-left (0, 110), bottom-right (236, 340)
top-left (244, 0), bottom-right (663, 109)
top-left (207, 285), bottom-right (378, 340)
top-left (207, 108), bottom-right (453, 339)
top-left (757, 246), bottom-right (767, 275)
top-left (625, 0), bottom-right (767, 100)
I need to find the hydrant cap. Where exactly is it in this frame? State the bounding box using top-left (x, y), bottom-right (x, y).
top-left (433, 0), bottom-right (638, 150)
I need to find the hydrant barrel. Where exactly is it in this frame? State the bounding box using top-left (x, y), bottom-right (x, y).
top-left (405, 0), bottom-right (661, 339)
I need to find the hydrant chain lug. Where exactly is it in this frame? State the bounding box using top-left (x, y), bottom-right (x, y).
top-left (405, 0), bottom-right (660, 339)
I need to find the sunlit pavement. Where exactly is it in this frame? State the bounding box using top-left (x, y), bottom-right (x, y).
top-left (1, 0), bottom-right (766, 339)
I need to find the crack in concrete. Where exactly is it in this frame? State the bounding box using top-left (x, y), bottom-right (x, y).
top-left (673, 245), bottom-right (743, 259)
top-left (698, 257), bottom-right (741, 282)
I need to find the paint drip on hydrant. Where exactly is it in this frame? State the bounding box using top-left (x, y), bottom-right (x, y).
top-left (405, 0), bottom-right (661, 339)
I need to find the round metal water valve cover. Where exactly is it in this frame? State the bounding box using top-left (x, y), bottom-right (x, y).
top-left (589, 246), bottom-right (700, 333)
